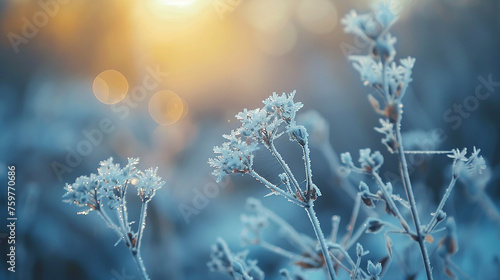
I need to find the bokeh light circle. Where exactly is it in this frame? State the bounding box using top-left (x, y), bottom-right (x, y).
top-left (148, 90), bottom-right (184, 125)
top-left (297, 0), bottom-right (337, 34)
top-left (92, 70), bottom-right (129, 104)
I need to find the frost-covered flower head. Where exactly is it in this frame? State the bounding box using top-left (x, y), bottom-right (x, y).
top-left (63, 174), bottom-right (102, 213)
top-left (234, 91), bottom-right (304, 146)
top-left (63, 157), bottom-right (164, 213)
top-left (210, 91), bottom-right (306, 183)
top-left (136, 167), bottom-right (165, 203)
top-left (262, 91), bottom-right (303, 124)
top-left (97, 157), bottom-right (141, 209)
top-left (209, 131), bottom-right (259, 182)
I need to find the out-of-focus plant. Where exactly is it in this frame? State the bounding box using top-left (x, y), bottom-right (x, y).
top-left (208, 237), bottom-right (265, 280)
top-left (63, 157), bottom-right (164, 280)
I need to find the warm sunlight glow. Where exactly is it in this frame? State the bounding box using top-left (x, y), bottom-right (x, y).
top-left (156, 0), bottom-right (196, 7)
top-left (149, 90), bottom-right (185, 125)
top-left (92, 70), bottom-right (129, 104)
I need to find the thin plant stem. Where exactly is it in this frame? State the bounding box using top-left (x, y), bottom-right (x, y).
top-left (121, 181), bottom-right (131, 233)
top-left (97, 208), bottom-right (150, 280)
top-left (404, 150), bottom-right (453, 155)
top-left (328, 243), bottom-right (356, 268)
top-left (115, 205), bottom-right (131, 247)
top-left (135, 201), bottom-right (149, 252)
top-left (372, 171), bottom-right (412, 234)
top-left (425, 173), bottom-right (458, 234)
top-left (301, 141), bottom-right (313, 199)
top-left (330, 254), bottom-right (352, 274)
top-left (342, 194), bottom-right (361, 247)
top-left (305, 203), bottom-right (337, 280)
top-left (345, 222), bottom-right (366, 250)
top-left (269, 141), bottom-right (304, 201)
top-left (96, 208), bottom-right (123, 240)
top-left (395, 124), bottom-right (434, 280)
top-left (331, 215), bottom-right (340, 243)
top-left (254, 199), bottom-right (315, 258)
top-left (249, 170), bottom-right (305, 207)
top-left (131, 250), bottom-right (150, 280)
top-left (259, 241), bottom-right (315, 265)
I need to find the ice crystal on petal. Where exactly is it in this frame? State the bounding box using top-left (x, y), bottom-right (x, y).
top-left (136, 167), bottom-right (165, 202)
top-left (209, 131), bottom-right (259, 182)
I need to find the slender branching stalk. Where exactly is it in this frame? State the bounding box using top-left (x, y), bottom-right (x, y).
top-left (63, 158), bottom-right (164, 280)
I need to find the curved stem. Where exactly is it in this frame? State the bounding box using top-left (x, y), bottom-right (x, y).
top-left (425, 173), bottom-right (458, 234)
top-left (249, 170), bottom-right (305, 207)
top-left (269, 141), bottom-right (304, 201)
top-left (342, 194), bottom-right (361, 247)
top-left (260, 241), bottom-right (315, 265)
top-left (255, 200), bottom-right (314, 258)
top-left (305, 203), bottom-right (337, 280)
top-left (97, 208), bottom-right (123, 240)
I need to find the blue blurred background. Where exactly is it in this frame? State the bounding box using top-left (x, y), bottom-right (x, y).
top-left (0, 0), bottom-right (499, 279)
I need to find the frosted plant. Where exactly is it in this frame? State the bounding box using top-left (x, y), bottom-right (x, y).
top-left (209, 1), bottom-right (491, 279)
top-left (63, 157), bottom-right (164, 280)
top-left (341, 2), bottom-right (487, 280)
top-left (208, 238), bottom-right (265, 280)
top-left (209, 91), bottom-right (340, 279)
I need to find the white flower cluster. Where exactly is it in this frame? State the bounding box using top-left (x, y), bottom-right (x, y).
top-left (63, 157), bottom-right (164, 212)
top-left (209, 91), bottom-right (307, 183)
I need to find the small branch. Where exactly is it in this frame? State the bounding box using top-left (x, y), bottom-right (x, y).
top-left (96, 208), bottom-right (123, 240)
top-left (328, 243), bottom-right (356, 268)
top-left (404, 150), bottom-right (453, 155)
top-left (345, 221), bottom-right (367, 250)
top-left (269, 141), bottom-right (305, 201)
top-left (259, 241), bottom-right (315, 266)
top-left (331, 215), bottom-right (340, 244)
top-left (253, 198), bottom-right (314, 258)
top-left (425, 173), bottom-right (458, 234)
top-left (249, 170), bottom-right (305, 207)
top-left (372, 172), bottom-right (412, 234)
top-left (342, 194), bottom-right (361, 247)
